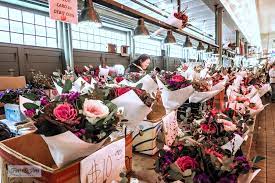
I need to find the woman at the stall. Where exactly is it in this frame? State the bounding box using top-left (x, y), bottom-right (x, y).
top-left (126, 54), bottom-right (151, 73)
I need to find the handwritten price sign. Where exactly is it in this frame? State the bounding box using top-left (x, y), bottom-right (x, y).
top-left (49, 0), bottom-right (78, 24)
top-left (80, 138), bottom-right (125, 183)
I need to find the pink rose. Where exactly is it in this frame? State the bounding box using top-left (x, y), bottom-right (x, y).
top-left (171, 75), bottom-right (185, 83)
top-left (83, 99), bottom-right (110, 124)
top-left (53, 103), bottom-right (78, 125)
top-left (175, 156), bottom-right (198, 172)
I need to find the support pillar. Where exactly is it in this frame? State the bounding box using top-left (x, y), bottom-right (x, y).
top-left (215, 6), bottom-right (223, 65)
top-left (59, 22), bottom-right (74, 69)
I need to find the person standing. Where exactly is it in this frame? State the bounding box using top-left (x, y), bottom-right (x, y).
top-left (126, 54), bottom-right (151, 73)
top-left (269, 63), bottom-right (275, 102)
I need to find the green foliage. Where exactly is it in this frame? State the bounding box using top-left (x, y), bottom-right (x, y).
top-left (23, 103), bottom-right (39, 110)
top-left (252, 156), bottom-right (265, 164)
top-left (62, 79), bottom-right (72, 93)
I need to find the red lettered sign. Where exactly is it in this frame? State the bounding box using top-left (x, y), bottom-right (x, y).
top-left (49, 0), bottom-right (78, 24)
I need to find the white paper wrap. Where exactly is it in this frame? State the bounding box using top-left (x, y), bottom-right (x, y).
top-left (238, 169), bottom-right (261, 183)
top-left (118, 75), bottom-right (158, 95)
top-left (258, 84), bottom-right (271, 97)
top-left (189, 89), bottom-right (222, 103)
top-left (72, 77), bottom-right (94, 93)
top-left (156, 77), bottom-right (194, 110)
top-left (42, 131), bottom-right (106, 167)
top-left (111, 90), bottom-right (152, 122)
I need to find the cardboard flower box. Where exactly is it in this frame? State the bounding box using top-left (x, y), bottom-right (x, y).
top-left (0, 76), bottom-right (26, 91)
top-left (0, 133), bottom-right (80, 183)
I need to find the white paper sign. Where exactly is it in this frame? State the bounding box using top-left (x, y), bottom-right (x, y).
top-left (80, 138), bottom-right (125, 183)
top-left (221, 134), bottom-right (244, 155)
top-left (163, 111), bottom-right (178, 146)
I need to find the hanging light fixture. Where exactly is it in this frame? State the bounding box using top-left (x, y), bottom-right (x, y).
top-left (213, 47), bottom-right (219, 56)
top-left (134, 18), bottom-right (150, 38)
top-left (197, 41), bottom-right (205, 52)
top-left (164, 30), bottom-right (176, 45)
top-left (78, 0), bottom-right (102, 28)
top-left (184, 36), bottom-right (193, 48)
top-left (206, 44), bottom-right (213, 53)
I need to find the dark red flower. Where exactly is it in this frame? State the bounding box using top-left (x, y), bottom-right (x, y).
top-left (171, 75), bottom-right (185, 83)
top-left (200, 123), bottom-right (216, 134)
top-left (115, 87), bottom-right (131, 97)
top-left (115, 76), bottom-right (124, 83)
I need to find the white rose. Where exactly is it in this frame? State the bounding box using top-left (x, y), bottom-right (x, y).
top-left (83, 99), bottom-right (110, 124)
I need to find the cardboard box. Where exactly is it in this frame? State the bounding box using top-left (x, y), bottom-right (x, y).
top-left (0, 76), bottom-right (26, 90)
top-left (0, 133), bottom-right (80, 183)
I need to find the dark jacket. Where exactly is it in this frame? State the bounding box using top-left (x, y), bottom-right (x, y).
top-left (126, 63), bottom-right (143, 73)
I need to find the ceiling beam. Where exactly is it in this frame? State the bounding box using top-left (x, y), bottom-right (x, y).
top-left (93, 0), bottom-right (218, 47)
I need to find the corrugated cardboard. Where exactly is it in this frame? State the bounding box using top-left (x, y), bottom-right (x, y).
top-left (0, 133), bottom-right (80, 183)
top-left (0, 76), bottom-right (26, 90)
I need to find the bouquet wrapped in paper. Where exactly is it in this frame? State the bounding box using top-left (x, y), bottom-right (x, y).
top-left (115, 74), bottom-right (159, 96)
top-left (21, 80), bottom-right (120, 167)
top-left (189, 79), bottom-right (224, 103)
top-left (156, 74), bottom-right (194, 111)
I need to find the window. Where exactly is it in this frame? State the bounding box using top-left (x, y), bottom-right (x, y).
top-left (169, 44), bottom-right (183, 58)
top-left (135, 38), bottom-right (161, 56)
top-left (72, 23), bottom-right (128, 53)
top-left (0, 5), bottom-right (57, 47)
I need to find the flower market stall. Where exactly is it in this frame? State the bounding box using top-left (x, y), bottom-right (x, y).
top-left (0, 64), bottom-right (270, 183)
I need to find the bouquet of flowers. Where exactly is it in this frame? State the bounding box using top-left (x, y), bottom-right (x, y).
top-left (156, 109), bottom-right (263, 183)
top-left (159, 72), bottom-right (192, 91)
top-left (30, 71), bottom-right (53, 89)
top-left (156, 144), bottom-right (262, 183)
top-left (0, 88), bottom-right (46, 105)
top-left (156, 72), bottom-right (194, 110)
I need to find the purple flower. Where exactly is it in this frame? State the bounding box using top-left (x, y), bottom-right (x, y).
top-left (24, 109), bottom-right (36, 118)
top-left (61, 91), bottom-right (80, 102)
top-left (74, 129), bottom-right (86, 137)
top-left (0, 92), bottom-right (4, 99)
top-left (217, 175), bottom-right (237, 183)
top-left (193, 173), bottom-right (211, 183)
top-left (235, 156), bottom-right (247, 162)
top-left (40, 96), bottom-right (49, 106)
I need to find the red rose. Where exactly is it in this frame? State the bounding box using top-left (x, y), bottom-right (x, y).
top-left (115, 76), bottom-right (124, 83)
top-left (82, 76), bottom-right (91, 83)
top-left (115, 87), bottom-right (131, 97)
top-left (53, 103), bottom-right (79, 125)
top-left (200, 123), bottom-right (216, 134)
top-left (175, 156), bottom-right (198, 172)
top-left (171, 75), bottom-right (185, 83)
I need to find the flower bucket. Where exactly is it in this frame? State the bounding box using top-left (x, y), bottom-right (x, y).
top-left (4, 104), bottom-right (25, 122)
top-left (132, 119), bottom-right (162, 155)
